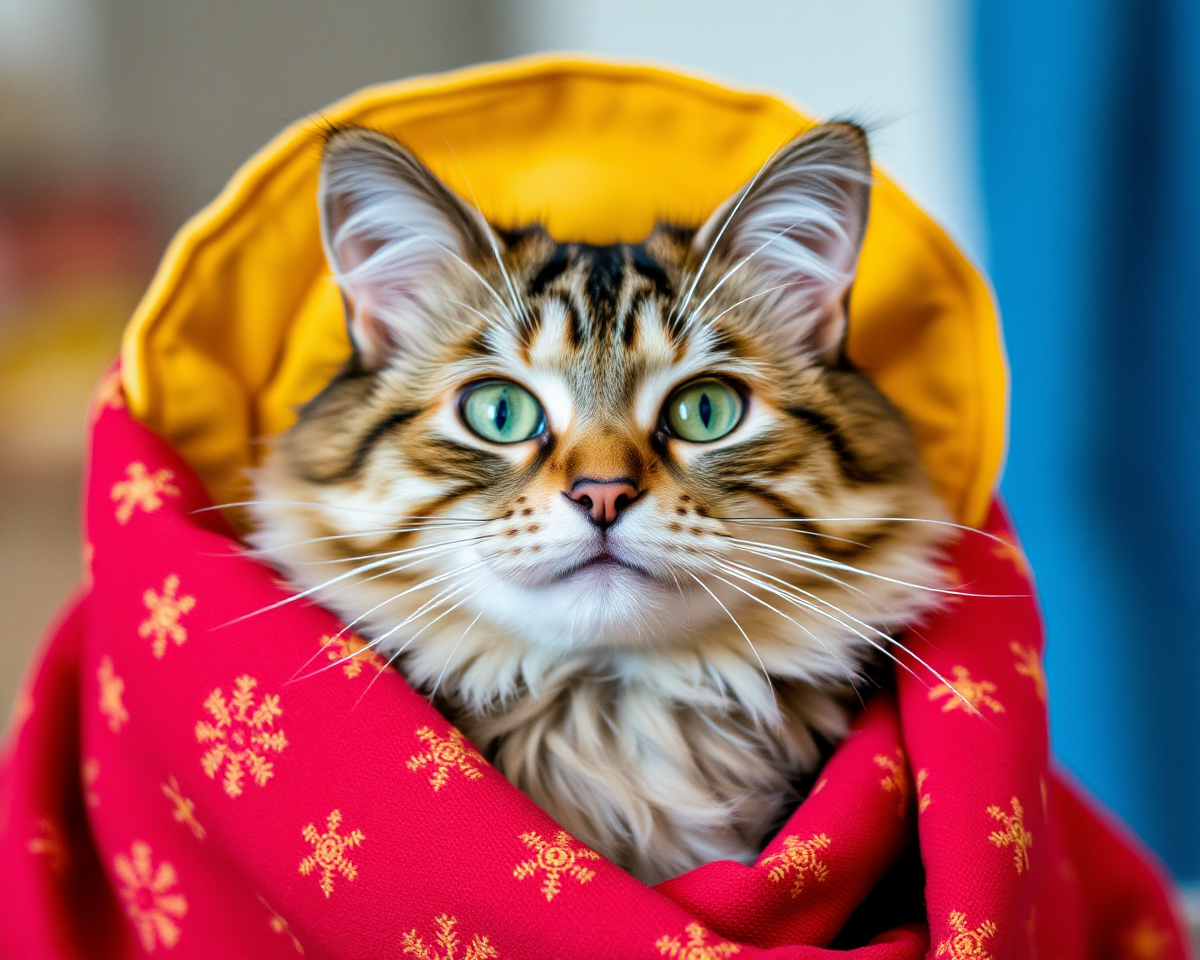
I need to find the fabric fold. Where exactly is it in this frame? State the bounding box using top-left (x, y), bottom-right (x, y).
top-left (0, 388), bottom-right (1186, 959)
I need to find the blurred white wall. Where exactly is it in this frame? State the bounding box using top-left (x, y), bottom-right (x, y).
top-left (0, 0), bottom-right (104, 163)
top-left (493, 0), bottom-right (986, 265)
top-left (98, 0), bottom-right (491, 223)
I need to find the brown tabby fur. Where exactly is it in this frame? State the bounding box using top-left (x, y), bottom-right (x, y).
top-left (250, 124), bottom-right (952, 884)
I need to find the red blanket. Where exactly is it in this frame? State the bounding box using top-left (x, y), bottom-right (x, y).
top-left (0, 387), bottom-right (1188, 959)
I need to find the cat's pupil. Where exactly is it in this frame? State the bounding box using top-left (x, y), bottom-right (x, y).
top-left (494, 397), bottom-right (509, 432)
top-left (699, 392), bottom-right (712, 429)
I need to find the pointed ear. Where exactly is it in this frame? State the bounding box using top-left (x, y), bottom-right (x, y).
top-left (318, 128), bottom-right (500, 369)
top-left (692, 122), bottom-right (872, 362)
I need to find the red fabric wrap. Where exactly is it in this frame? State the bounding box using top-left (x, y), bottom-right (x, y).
top-left (0, 392), bottom-right (1188, 959)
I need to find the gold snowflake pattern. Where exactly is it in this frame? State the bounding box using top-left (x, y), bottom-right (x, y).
top-left (916, 768), bottom-right (932, 814)
top-left (28, 817), bottom-right (67, 873)
top-left (407, 726), bottom-right (485, 791)
top-left (1010, 642), bottom-right (1047, 703)
top-left (195, 675), bottom-right (288, 798)
top-left (139, 575), bottom-right (196, 659)
top-left (98, 655), bottom-right (129, 732)
top-left (1122, 915), bottom-right (1175, 960)
top-left (257, 895), bottom-right (304, 954)
top-left (656, 922), bottom-right (740, 959)
top-left (91, 369), bottom-right (126, 419)
top-left (992, 535), bottom-right (1029, 577)
top-left (323, 634), bottom-right (387, 679)
top-left (299, 809), bottom-right (365, 898)
top-left (760, 833), bottom-right (831, 897)
top-left (11, 689), bottom-right (34, 731)
top-left (402, 913), bottom-right (498, 960)
top-left (929, 666), bottom-right (1005, 714)
top-left (162, 776), bottom-right (205, 840)
top-left (987, 796), bottom-right (1032, 874)
top-left (113, 840), bottom-right (188, 952)
top-left (111, 463), bottom-right (180, 525)
top-left (513, 829), bottom-right (600, 901)
top-left (936, 910), bottom-right (997, 960)
top-left (83, 757), bottom-right (101, 808)
top-left (874, 748), bottom-right (910, 817)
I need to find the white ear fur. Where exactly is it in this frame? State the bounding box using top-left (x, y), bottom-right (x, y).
top-left (318, 129), bottom-right (497, 368)
top-left (693, 123), bottom-right (872, 361)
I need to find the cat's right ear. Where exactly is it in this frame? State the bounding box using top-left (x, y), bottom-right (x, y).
top-left (318, 128), bottom-right (499, 369)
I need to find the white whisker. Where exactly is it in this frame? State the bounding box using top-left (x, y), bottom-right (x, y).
top-left (430, 582), bottom-right (506, 701)
top-left (725, 537), bottom-right (1007, 598)
top-left (674, 142), bottom-right (783, 323)
top-left (443, 139), bottom-right (533, 328)
top-left (710, 556), bottom-right (976, 713)
top-left (685, 571), bottom-right (773, 694)
top-left (700, 563), bottom-right (860, 689)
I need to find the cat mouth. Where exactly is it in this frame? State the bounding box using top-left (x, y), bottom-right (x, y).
top-left (558, 551), bottom-right (653, 582)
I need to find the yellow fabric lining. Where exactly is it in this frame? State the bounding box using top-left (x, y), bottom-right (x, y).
top-left (120, 54), bottom-right (1006, 527)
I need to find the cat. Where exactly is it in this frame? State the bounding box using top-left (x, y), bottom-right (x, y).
top-left (249, 121), bottom-right (952, 885)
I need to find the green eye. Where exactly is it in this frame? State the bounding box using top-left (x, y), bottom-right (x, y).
top-left (461, 380), bottom-right (545, 444)
top-left (664, 378), bottom-right (744, 442)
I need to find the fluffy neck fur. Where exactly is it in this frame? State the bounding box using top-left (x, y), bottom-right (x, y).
top-left (249, 124), bottom-right (952, 884)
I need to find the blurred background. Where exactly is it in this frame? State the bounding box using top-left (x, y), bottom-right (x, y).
top-left (1, 0), bottom-right (1196, 916)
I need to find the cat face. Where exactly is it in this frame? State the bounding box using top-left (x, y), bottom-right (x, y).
top-left (251, 125), bottom-right (948, 695)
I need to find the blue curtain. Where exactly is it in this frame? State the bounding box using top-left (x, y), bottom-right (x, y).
top-left (974, 0), bottom-right (1200, 882)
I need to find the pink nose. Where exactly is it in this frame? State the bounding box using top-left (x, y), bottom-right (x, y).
top-left (566, 478), bottom-right (640, 529)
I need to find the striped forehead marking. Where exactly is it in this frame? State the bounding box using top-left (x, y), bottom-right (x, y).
top-left (520, 242), bottom-right (679, 354)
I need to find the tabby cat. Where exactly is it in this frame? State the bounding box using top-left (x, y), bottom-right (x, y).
top-left (249, 122), bottom-right (951, 884)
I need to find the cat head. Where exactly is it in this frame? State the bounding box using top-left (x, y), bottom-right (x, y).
top-left (250, 123), bottom-right (950, 705)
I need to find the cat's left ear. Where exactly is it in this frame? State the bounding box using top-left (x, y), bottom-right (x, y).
top-left (692, 122), bottom-right (872, 362)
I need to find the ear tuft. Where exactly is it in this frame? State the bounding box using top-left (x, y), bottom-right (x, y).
top-left (318, 128), bottom-right (498, 369)
top-left (692, 122), bottom-right (872, 362)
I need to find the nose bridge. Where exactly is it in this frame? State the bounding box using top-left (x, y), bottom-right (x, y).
top-left (560, 425), bottom-right (644, 486)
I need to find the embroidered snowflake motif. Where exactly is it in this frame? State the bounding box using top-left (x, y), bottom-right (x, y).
top-left (874, 748), bottom-right (910, 817)
top-left (113, 840), bottom-right (188, 952)
top-left (1010, 641), bottom-right (1047, 703)
top-left (992, 534), bottom-right (1029, 576)
top-left (111, 463), bottom-right (180, 525)
top-left (916, 768), bottom-right (932, 814)
top-left (195, 675), bottom-right (288, 798)
top-left (656, 922), bottom-right (740, 959)
top-left (162, 775), bottom-right (205, 840)
top-left (139, 575), bottom-right (196, 659)
top-left (402, 913), bottom-right (497, 960)
top-left (91, 368), bottom-right (125, 419)
top-left (928, 665), bottom-right (1005, 714)
top-left (1123, 915), bottom-right (1175, 960)
top-left (987, 796), bottom-right (1032, 874)
top-left (257, 895), bottom-right (305, 954)
top-left (760, 833), bottom-right (831, 897)
top-left (323, 634), bottom-right (387, 679)
top-left (299, 809), bottom-right (364, 898)
top-left (512, 829), bottom-right (600, 901)
top-left (82, 757), bottom-right (101, 808)
top-left (97, 655), bottom-right (129, 732)
top-left (936, 910), bottom-right (997, 960)
top-left (28, 817), bottom-right (67, 873)
top-left (407, 726), bottom-right (485, 791)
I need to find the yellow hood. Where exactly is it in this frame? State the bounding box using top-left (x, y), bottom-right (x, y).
top-left (120, 55), bottom-right (1005, 526)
